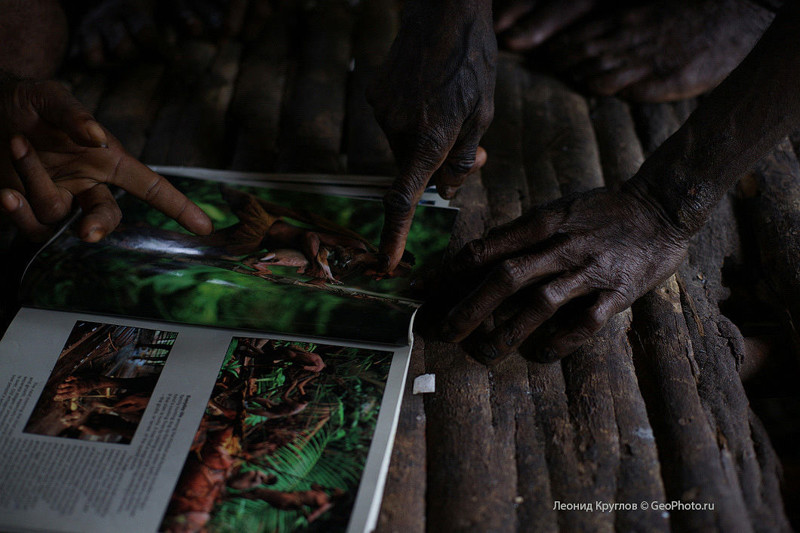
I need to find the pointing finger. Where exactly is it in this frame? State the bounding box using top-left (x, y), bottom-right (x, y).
top-left (107, 156), bottom-right (213, 235)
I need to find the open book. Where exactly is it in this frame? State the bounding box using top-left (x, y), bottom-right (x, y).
top-left (0, 171), bottom-right (456, 533)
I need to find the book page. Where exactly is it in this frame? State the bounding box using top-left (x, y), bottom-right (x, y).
top-left (0, 308), bottom-right (410, 533)
top-left (20, 175), bottom-right (456, 345)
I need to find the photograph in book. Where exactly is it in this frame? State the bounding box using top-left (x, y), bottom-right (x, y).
top-left (160, 337), bottom-right (393, 533)
top-left (23, 321), bottom-right (177, 445)
top-left (21, 177), bottom-right (457, 345)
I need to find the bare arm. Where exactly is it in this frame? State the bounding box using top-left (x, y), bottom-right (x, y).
top-left (443, 2), bottom-right (800, 363)
top-left (626, 0), bottom-right (800, 234)
top-left (369, 0), bottom-right (496, 271)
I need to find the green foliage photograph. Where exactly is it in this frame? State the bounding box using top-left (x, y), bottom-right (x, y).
top-left (161, 338), bottom-right (393, 532)
top-left (21, 177), bottom-right (456, 344)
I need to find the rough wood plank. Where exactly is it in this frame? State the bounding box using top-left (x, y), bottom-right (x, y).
top-left (424, 171), bottom-right (518, 532)
top-left (141, 41), bottom-right (218, 165)
top-left (520, 74), bottom-right (602, 199)
top-left (746, 139), bottom-right (800, 353)
top-left (631, 102), bottom-right (681, 156)
top-left (590, 94), bottom-right (670, 532)
top-left (166, 42), bottom-right (241, 167)
top-left (277, 1), bottom-right (353, 173)
top-left (376, 338), bottom-right (426, 533)
top-left (631, 276), bottom-right (753, 532)
top-left (94, 63), bottom-right (165, 158)
top-left (67, 71), bottom-right (107, 114)
top-left (479, 55), bottom-right (534, 533)
top-left (678, 197), bottom-right (792, 532)
top-left (523, 75), bottom-right (617, 533)
top-left (229, 5), bottom-right (292, 171)
top-left (346, 0), bottom-right (397, 176)
top-left (481, 53), bottom-right (528, 221)
top-left (590, 97), bottom-right (644, 190)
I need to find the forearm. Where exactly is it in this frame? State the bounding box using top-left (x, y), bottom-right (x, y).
top-left (626, 1), bottom-right (800, 235)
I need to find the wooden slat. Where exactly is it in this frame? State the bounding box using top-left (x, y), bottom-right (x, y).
top-left (631, 277), bottom-right (754, 532)
top-left (747, 139), bottom-right (800, 353)
top-left (631, 102), bottom-right (681, 156)
top-left (481, 53), bottom-right (528, 220)
top-left (346, 0), bottom-right (397, 176)
top-left (376, 339), bottom-right (427, 533)
top-left (229, 5), bottom-right (292, 171)
top-left (479, 55), bottom-right (531, 532)
top-left (94, 63), bottom-right (165, 158)
top-left (68, 71), bottom-right (108, 115)
top-left (678, 196), bottom-right (792, 532)
top-left (277, 1), bottom-right (353, 173)
top-left (423, 169), bottom-right (520, 532)
top-left (141, 41), bottom-right (218, 165)
top-left (590, 97), bottom-right (644, 189)
top-left (167, 42), bottom-right (241, 167)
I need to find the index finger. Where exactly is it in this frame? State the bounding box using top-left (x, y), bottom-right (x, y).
top-left (451, 207), bottom-right (558, 272)
top-left (380, 150), bottom-right (448, 271)
top-left (110, 157), bottom-right (213, 235)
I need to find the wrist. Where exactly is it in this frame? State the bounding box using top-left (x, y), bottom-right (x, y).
top-left (622, 167), bottom-right (703, 242)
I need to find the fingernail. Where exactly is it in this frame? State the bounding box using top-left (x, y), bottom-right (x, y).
top-left (439, 185), bottom-right (456, 199)
top-left (440, 322), bottom-right (458, 342)
top-left (84, 228), bottom-right (104, 242)
top-left (377, 253), bottom-right (390, 272)
top-left (534, 347), bottom-right (560, 364)
top-left (10, 135), bottom-right (28, 160)
top-left (474, 343), bottom-right (499, 364)
top-left (0, 190), bottom-right (20, 211)
top-left (85, 122), bottom-right (108, 148)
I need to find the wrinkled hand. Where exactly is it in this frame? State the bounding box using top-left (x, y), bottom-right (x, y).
top-left (0, 78), bottom-right (213, 242)
top-left (441, 184), bottom-right (689, 363)
top-left (368, 3), bottom-right (497, 271)
top-left (494, 0), bottom-right (598, 51)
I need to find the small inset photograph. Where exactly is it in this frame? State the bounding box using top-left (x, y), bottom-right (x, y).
top-left (24, 321), bottom-right (178, 444)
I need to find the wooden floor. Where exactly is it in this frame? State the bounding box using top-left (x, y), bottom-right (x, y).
top-left (11, 0), bottom-right (800, 531)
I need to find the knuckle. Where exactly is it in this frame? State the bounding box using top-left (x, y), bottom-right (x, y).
top-left (585, 308), bottom-right (607, 333)
top-left (382, 187), bottom-right (414, 218)
top-left (37, 196), bottom-right (69, 223)
top-left (502, 322), bottom-right (529, 347)
top-left (414, 129), bottom-right (449, 158)
top-left (495, 259), bottom-right (523, 290)
top-left (537, 284), bottom-right (562, 312)
top-left (460, 239), bottom-right (486, 266)
top-left (144, 175), bottom-right (164, 202)
top-left (476, 101), bottom-right (494, 131)
top-left (448, 155), bottom-right (476, 177)
top-left (448, 304), bottom-right (481, 328)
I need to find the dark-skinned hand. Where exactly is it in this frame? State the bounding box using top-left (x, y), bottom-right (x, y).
top-left (441, 183), bottom-right (689, 364)
top-left (494, 0), bottom-right (599, 51)
top-left (0, 77), bottom-right (213, 242)
top-left (367, 0), bottom-right (496, 272)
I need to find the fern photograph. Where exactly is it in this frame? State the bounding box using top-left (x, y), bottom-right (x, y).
top-left (160, 337), bottom-right (393, 532)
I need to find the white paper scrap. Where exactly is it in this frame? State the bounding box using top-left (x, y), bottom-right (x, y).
top-left (413, 374), bottom-right (436, 394)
